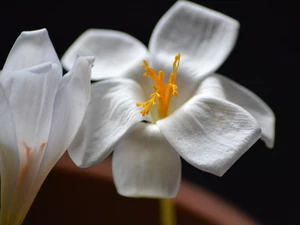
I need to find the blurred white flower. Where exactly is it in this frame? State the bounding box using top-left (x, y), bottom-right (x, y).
top-left (62, 1), bottom-right (275, 198)
top-left (0, 29), bottom-right (93, 225)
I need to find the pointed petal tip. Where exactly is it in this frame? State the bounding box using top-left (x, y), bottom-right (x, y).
top-left (266, 142), bottom-right (274, 149)
top-left (67, 151), bottom-right (89, 169)
top-left (262, 111), bottom-right (275, 149)
top-left (84, 55), bottom-right (96, 65)
top-left (212, 118), bottom-right (262, 177)
top-left (3, 28), bottom-right (61, 73)
top-left (263, 135), bottom-right (275, 149)
top-left (68, 148), bottom-right (111, 169)
top-left (19, 28), bottom-right (49, 40)
top-left (74, 55), bottom-right (95, 66)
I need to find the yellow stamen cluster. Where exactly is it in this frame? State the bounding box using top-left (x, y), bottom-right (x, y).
top-left (136, 54), bottom-right (180, 118)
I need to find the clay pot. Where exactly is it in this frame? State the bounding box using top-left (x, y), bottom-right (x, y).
top-left (24, 153), bottom-right (259, 225)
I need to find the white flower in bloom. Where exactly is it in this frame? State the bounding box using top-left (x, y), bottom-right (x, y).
top-left (0, 29), bottom-right (93, 225)
top-left (62, 1), bottom-right (275, 198)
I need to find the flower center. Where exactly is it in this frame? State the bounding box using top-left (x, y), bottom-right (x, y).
top-left (136, 54), bottom-right (180, 119)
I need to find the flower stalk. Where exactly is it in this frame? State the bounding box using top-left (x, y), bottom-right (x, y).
top-left (160, 199), bottom-right (177, 225)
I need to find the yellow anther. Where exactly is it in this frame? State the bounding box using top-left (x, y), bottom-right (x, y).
top-left (136, 54), bottom-right (181, 118)
top-left (169, 84), bottom-right (178, 96)
top-left (136, 91), bottom-right (160, 116)
top-left (173, 54), bottom-right (180, 73)
top-left (158, 70), bottom-right (164, 79)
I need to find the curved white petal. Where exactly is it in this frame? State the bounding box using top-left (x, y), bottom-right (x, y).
top-left (41, 56), bottom-right (93, 169)
top-left (149, 0), bottom-right (239, 77)
top-left (196, 74), bottom-right (275, 148)
top-left (68, 78), bottom-right (151, 168)
top-left (61, 29), bottom-right (148, 80)
top-left (0, 63), bottom-right (61, 225)
top-left (1, 63), bottom-right (61, 158)
top-left (2, 29), bottom-right (61, 74)
top-left (0, 57), bottom-right (93, 225)
top-left (6, 142), bottom-right (45, 225)
top-left (4, 57), bottom-right (94, 225)
top-left (0, 85), bottom-right (19, 224)
top-left (113, 123), bottom-right (181, 198)
top-left (157, 96), bottom-right (261, 176)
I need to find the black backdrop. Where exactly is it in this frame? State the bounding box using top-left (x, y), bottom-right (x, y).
top-left (0, 1), bottom-right (298, 225)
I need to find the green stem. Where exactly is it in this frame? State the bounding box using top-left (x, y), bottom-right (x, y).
top-left (159, 199), bottom-right (177, 225)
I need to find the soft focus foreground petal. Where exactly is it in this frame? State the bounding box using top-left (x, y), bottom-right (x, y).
top-left (196, 74), bottom-right (275, 148)
top-left (42, 56), bottom-right (93, 169)
top-left (1, 63), bottom-right (61, 169)
top-left (113, 123), bottom-right (181, 198)
top-left (1, 63), bottom-right (61, 161)
top-left (149, 0), bottom-right (239, 77)
top-left (61, 29), bottom-right (148, 80)
top-left (0, 57), bottom-right (93, 225)
top-left (7, 143), bottom-right (45, 225)
top-left (68, 78), bottom-right (151, 168)
top-left (157, 96), bottom-right (261, 176)
top-left (0, 85), bottom-right (19, 224)
top-left (5, 57), bottom-right (95, 225)
top-left (2, 29), bottom-right (61, 74)
top-left (0, 63), bottom-right (61, 225)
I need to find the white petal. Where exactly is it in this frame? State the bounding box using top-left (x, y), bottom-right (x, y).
top-left (2, 29), bottom-right (61, 73)
top-left (196, 74), bottom-right (275, 148)
top-left (149, 1), bottom-right (239, 77)
top-left (0, 84), bottom-right (18, 171)
top-left (61, 29), bottom-right (148, 80)
top-left (1, 57), bottom-right (93, 225)
top-left (0, 85), bottom-right (19, 223)
top-left (157, 96), bottom-right (261, 176)
top-left (113, 123), bottom-right (181, 198)
top-left (41, 56), bottom-right (93, 169)
top-left (0, 63), bottom-right (61, 224)
top-left (1, 63), bottom-right (61, 164)
top-left (68, 78), bottom-right (151, 168)
top-left (6, 143), bottom-right (45, 225)
top-left (2, 63), bottom-right (60, 147)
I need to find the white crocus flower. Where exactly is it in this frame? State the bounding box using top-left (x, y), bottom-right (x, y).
top-left (0, 29), bottom-right (93, 225)
top-left (62, 1), bottom-right (275, 198)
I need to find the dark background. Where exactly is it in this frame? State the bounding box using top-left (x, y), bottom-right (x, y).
top-left (0, 1), bottom-right (298, 225)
